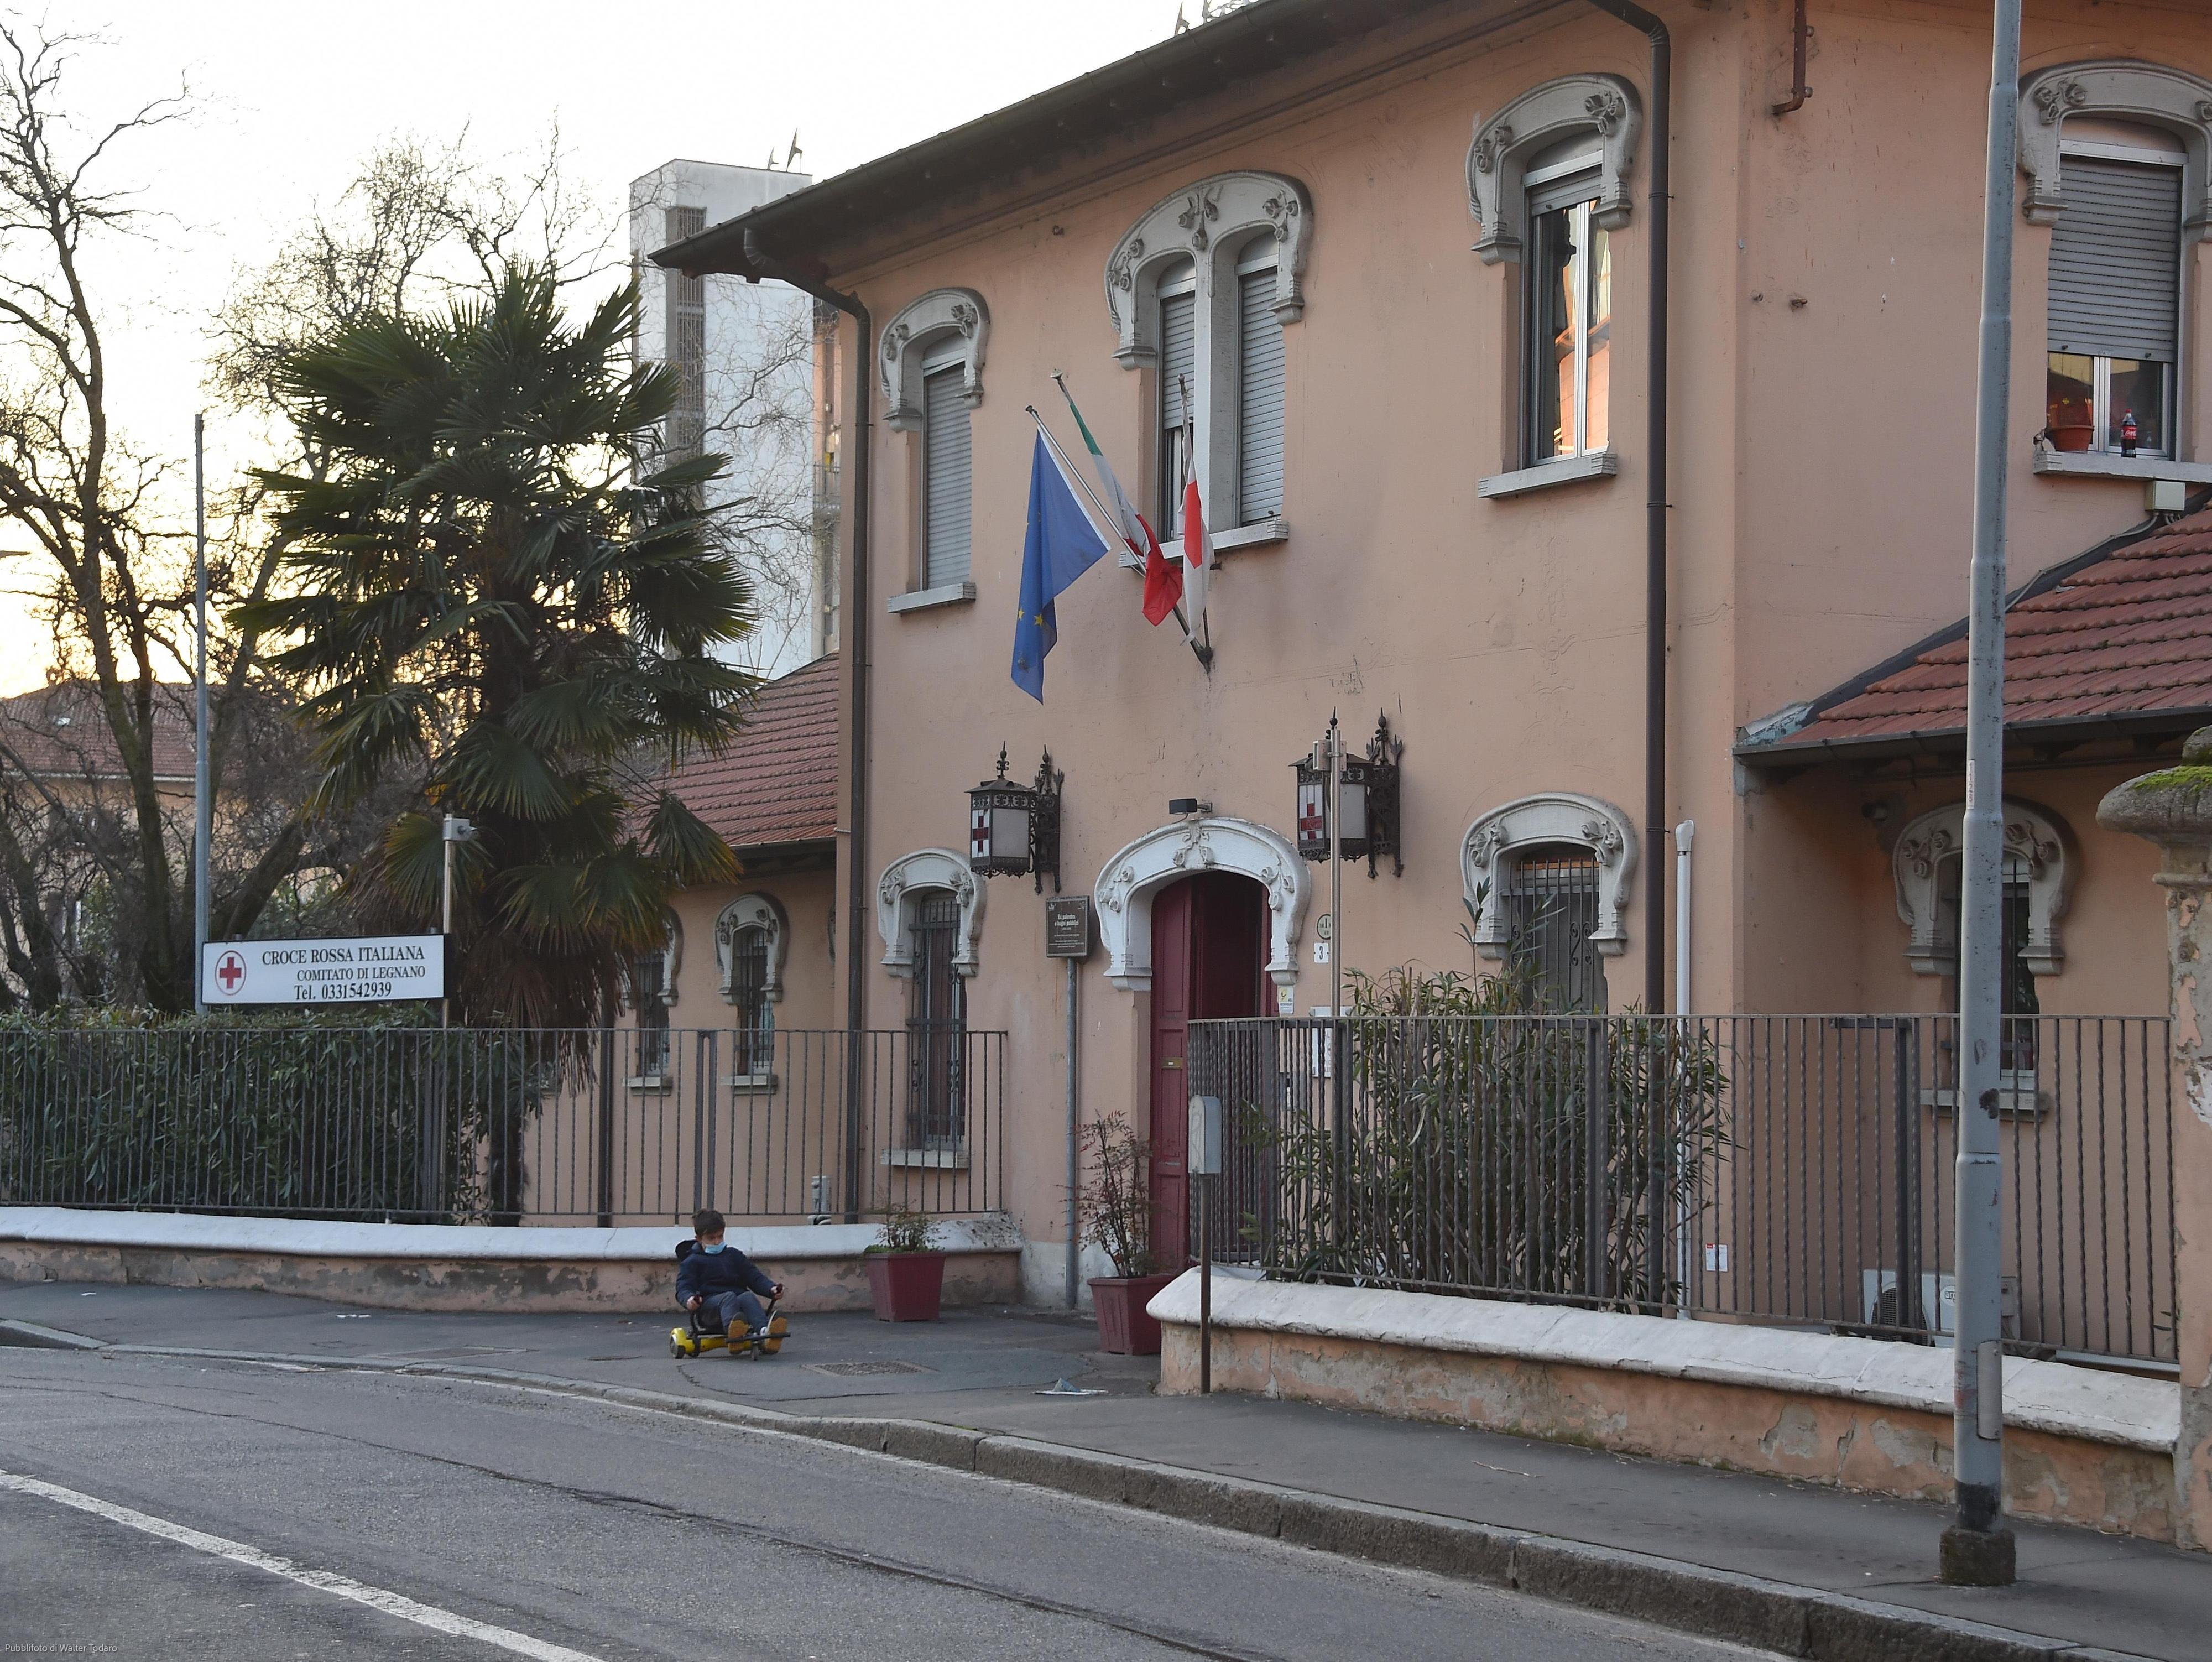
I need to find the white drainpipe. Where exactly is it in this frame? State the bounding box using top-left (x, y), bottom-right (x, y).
top-left (1673, 817), bottom-right (1697, 1316)
top-left (1673, 820), bottom-right (1695, 1014)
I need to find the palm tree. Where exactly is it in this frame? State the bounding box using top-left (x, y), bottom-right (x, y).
top-left (239, 265), bottom-right (750, 1028)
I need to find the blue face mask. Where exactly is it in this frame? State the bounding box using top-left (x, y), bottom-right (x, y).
top-left (700, 1241), bottom-right (725, 1254)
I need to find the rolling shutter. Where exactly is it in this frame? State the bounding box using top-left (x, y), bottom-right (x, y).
top-left (1237, 267), bottom-right (1287, 523)
top-left (922, 365), bottom-right (972, 587)
top-left (2049, 155), bottom-right (2182, 363)
top-left (1157, 289), bottom-right (1197, 534)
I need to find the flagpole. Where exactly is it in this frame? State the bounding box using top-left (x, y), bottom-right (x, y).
top-left (1026, 404), bottom-right (1212, 670)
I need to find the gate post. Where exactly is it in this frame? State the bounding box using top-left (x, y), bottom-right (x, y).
top-left (2100, 730), bottom-right (2212, 1551)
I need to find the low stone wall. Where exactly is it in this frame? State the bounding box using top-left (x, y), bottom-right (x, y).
top-left (0, 1207), bottom-right (1022, 1314)
top-left (1151, 1274), bottom-right (2183, 1544)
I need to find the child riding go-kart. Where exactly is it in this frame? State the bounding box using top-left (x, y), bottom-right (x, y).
top-left (669, 1207), bottom-right (790, 1360)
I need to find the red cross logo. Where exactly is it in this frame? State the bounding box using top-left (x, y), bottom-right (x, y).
top-left (213, 950), bottom-right (247, 997)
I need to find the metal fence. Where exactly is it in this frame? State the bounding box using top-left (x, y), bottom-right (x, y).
top-left (1187, 1013), bottom-right (2176, 1366)
top-left (0, 1024), bottom-right (1005, 1226)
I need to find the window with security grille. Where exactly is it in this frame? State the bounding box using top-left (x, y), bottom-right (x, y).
top-left (1504, 845), bottom-right (1605, 1013)
top-left (664, 206), bottom-right (706, 459)
top-left (905, 892), bottom-right (966, 1148)
top-left (728, 925), bottom-right (772, 1079)
top-left (2045, 139), bottom-right (2183, 458)
top-left (633, 943), bottom-right (672, 1077)
top-left (1939, 855), bottom-right (2041, 1075)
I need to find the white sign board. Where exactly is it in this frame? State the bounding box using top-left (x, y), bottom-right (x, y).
top-left (201, 935), bottom-right (445, 1006)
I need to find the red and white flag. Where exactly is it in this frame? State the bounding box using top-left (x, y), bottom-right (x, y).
top-left (1172, 376), bottom-right (1209, 640)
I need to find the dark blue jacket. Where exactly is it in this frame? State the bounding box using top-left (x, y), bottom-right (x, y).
top-left (675, 1242), bottom-right (776, 1306)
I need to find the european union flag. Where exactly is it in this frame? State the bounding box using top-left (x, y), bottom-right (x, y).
top-left (1011, 431), bottom-right (1108, 701)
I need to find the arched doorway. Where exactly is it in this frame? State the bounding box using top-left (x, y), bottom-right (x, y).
top-left (1148, 872), bottom-right (1268, 1262)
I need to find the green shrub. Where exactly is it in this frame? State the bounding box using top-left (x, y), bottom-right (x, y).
top-left (1240, 965), bottom-right (1730, 1311)
top-left (0, 1008), bottom-right (547, 1222)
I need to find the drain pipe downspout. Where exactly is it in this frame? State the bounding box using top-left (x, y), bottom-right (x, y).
top-left (1673, 820), bottom-right (1694, 1015)
top-left (1581, 0), bottom-right (1672, 1017)
top-left (744, 229), bottom-right (874, 1222)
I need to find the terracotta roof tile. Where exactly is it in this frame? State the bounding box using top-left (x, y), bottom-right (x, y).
top-left (0, 681), bottom-right (199, 780)
top-left (1770, 509), bottom-right (2212, 749)
top-left (666, 654), bottom-right (839, 850)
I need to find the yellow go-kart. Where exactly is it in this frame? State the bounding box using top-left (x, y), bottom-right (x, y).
top-left (669, 1299), bottom-right (789, 1359)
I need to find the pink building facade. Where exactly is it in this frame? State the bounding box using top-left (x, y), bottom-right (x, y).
top-left (655, 0), bottom-right (2211, 1299)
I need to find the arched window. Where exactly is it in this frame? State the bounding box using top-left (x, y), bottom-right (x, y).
top-left (2020, 62), bottom-right (2212, 466)
top-left (1462, 794), bottom-right (1639, 986)
top-left (1105, 171), bottom-right (1311, 553)
top-left (879, 288), bottom-right (989, 603)
top-left (714, 893), bottom-right (789, 1087)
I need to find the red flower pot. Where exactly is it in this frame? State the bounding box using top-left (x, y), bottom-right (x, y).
top-left (1091, 1272), bottom-right (1176, 1355)
top-left (2049, 423), bottom-right (2096, 454)
top-left (866, 1251), bottom-right (945, 1321)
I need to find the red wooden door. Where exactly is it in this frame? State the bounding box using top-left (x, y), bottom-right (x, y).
top-left (1148, 874), bottom-right (1266, 1266)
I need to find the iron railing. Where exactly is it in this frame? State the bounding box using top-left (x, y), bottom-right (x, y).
top-left (0, 1025), bottom-right (1004, 1226)
top-left (1187, 1014), bottom-right (2176, 1366)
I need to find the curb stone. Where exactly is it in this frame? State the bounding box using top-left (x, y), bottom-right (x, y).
top-left (0, 1321), bottom-right (2167, 1662)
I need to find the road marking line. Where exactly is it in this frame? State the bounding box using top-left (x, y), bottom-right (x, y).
top-left (0, 1467), bottom-right (606, 1662)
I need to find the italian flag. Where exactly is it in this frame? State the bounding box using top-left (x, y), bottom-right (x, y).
top-left (1055, 376), bottom-right (1188, 632)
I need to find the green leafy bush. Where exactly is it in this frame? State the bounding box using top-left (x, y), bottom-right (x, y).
top-left (1239, 965), bottom-right (1730, 1312)
top-left (0, 1009), bottom-right (546, 1222)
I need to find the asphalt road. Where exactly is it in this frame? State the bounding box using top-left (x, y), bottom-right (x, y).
top-left (0, 1347), bottom-right (1775, 1661)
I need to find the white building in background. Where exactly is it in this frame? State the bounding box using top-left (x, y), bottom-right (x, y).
top-left (629, 160), bottom-right (833, 678)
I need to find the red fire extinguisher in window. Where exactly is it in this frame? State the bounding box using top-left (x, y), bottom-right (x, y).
top-left (2121, 410), bottom-right (2140, 458)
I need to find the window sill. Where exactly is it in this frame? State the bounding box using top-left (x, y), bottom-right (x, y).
top-left (880, 1147), bottom-right (971, 1170)
top-left (1920, 1082), bottom-right (2049, 1120)
top-left (1118, 519), bottom-right (1291, 572)
top-left (886, 581), bottom-right (976, 615)
top-left (2032, 450), bottom-right (2212, 485)
top-left (1213, 517), bottom-right (1289, 554)
top-left (1478, 451), bottom-right (1619, 499)
top-left (723, 1072), bottom-right (778, 1092)
top-left (626, 1075), bottom-right (674, 1095)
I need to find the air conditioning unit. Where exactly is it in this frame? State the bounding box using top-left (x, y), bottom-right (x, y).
top-left (1861, 1270), bottom-right (2018, 1340)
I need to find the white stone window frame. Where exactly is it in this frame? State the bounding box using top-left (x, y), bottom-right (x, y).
top-left (1094, 816), bottom-right (1310, 993)
top-left (621, 909), bottom-right (683, 1092)
top-left (2019, 60), bottom-right (2212, 239)
top-left (1104, 171), bottom-right (1311, 551)
top-left (1467, 73), bottom-right (1643, 267)
top-left (874, 848), bottom-right (984, 979)
top-left (714, 892), bottom-right (789, 1005)
top-left (880, 288), bottom-right (990, 434)
top-left (1460, 793), bottom-right (1638, 961)
top-left (1892, 800), bottom-right (2076, 980)
top-left (621, 909), bottom-right (684, 1012)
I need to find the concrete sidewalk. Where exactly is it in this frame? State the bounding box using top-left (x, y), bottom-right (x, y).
top-left (6, 1279), bottom-right (2206, 1660)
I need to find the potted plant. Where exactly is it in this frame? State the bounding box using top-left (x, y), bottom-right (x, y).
top-left (864, 1202), bottom-right (945, 1321)
top-left (1077, 1113), bottom-right (1177, 1354)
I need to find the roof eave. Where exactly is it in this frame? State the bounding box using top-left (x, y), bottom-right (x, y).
top-left (651, 0), bottom-right (1555, 280)
top-left (1735, 706), bottom-right (2212, 770)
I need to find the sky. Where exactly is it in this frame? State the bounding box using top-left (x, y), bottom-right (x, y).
top-left (0, 0), bottom-right (1185, 691)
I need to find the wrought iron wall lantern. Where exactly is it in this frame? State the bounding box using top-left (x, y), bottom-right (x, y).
top-left (1291, 713), bottom-right (1404, 877)
top-left (968, 744), bottom-right (1065, 893)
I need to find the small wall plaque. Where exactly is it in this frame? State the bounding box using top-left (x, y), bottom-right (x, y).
top-left (1045, 894), bottom-right (1093, 959)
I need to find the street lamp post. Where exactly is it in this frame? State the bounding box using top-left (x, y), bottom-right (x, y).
top-left (192, 414), bottom-right (210, 1014)
top-left (1942, 0), bottom-right (2022, 1589)
top-left (441, 815), bottom-right (476, 1030)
